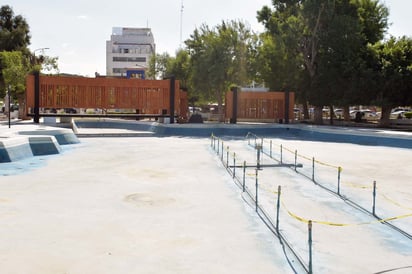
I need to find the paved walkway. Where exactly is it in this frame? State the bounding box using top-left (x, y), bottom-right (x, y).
top-left (0, 137), bottom-right (291, 274)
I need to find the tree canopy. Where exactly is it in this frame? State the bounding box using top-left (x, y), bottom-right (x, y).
top-left (0, 5), bottom-right (58, 119)
top-left (370, 36), bottom-right (412, 125)
top-left (0, 5), bottom-right (31, 53)
top-left (1, 2), bottom-right (409, 127)
top-left (185, 20), bottom-right (257, 118)
top-left (0, 5), bottom-right (31, 99)
top-left (257, 0), bottom-right (390, 123)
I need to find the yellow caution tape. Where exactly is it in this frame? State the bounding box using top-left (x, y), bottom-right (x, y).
top-left (378, 213), bottom-right (412, 222)
top-left (259, 184), bottom-right (278, 195)
top-left (381, 193), bottom-right (412, 211)
top-left (275, 143), bottom-right (342, 169)
top-left (281, 200), bottom-right (412, 226)
top-left (282, 146), bottom-right (295, 154)
top-left (297, 153), bottom-right (313, 162)
top-left (313, 159), bottom-right (341, 169)
top-left (282, 200), bottom-right (352, 226)
top-left (343, 181), bottom-right (373, 189)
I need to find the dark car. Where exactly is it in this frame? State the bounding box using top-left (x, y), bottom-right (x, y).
top-left (64, 108), bottom-right (77, 114)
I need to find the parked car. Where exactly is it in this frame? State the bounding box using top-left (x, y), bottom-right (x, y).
top-left (334, 109), bottom-right (343, 118)
top-left (64, 108), bottom-right (77, 114)
top-left (390, 110), bottom-right (407, 119)
top-left (349, 109), bottom-right (377, 118)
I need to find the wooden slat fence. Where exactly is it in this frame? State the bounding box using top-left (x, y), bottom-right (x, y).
top-left (26, 74), bottom-right (187, 118)
top-left (225, 90), bottom-right (294, 123)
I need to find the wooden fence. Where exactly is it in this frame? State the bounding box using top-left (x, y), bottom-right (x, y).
top-left (225, 89), bottom-right (294, 123)
top-left (26, 74), bottom-right (188, 123)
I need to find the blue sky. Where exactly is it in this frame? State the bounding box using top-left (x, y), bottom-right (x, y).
top-left (7, 0), bottom-right (412, 76)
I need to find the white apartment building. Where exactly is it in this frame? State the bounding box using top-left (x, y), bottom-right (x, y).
top-left (106, 27), bottom-right (155, 78)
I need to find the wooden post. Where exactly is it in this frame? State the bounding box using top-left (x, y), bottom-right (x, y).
top-left (233, 152), bottom-right (236, 178)
top-left (312, 157), bottom-right (315, 182)
top-left (230, 86), bottom-right (238, 124)
top-left (294, 150), bottom-right (298, 172)
top-left (338, 167), bottom-right (342, 195)
top-left (169, 76), bottom-right (175, 124)
top-left (8, 85), bottom-right (11, 128)
top-left (372, 181), bottom-right (377, 216)
top-left (276, 185), bottom-right (281, 233)
top-left (308, 220), bottom-right (313, 274)
top-left (255, 168), bottom-right (259, 212)
top-left (242, 161), bottom-right (246, 192)
top-left (34, 71), bottom-right (40, 124)
top-left (270, 140), bottom-right (273, 158)
top-left (284, 90), bottom-right (290, 124)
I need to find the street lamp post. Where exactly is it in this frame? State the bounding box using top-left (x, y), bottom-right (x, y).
top-left (33, 47), bottom-right (49, 56)
top-left (8, 85), bottom-right (11, 128)
top-left (33, 47), bottom-right (49, 65)
top-left (32, 47), bottom-right (49, 124)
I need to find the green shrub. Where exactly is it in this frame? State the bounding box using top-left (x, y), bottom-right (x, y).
top-left (404, 112), bottom-right (412, 119)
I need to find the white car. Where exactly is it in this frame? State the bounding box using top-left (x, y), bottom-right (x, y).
top-left (390, 110), bottom-right (407, 119)
top-left (349, 109), bottom-right (377, 120)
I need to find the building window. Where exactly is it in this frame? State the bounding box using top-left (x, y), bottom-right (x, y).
top-left (113, 57), bottom-right (146, 62)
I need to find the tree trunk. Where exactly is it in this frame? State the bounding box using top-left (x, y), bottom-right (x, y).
top-left (303, 102), bottom-right (310, 120)
top-left (17, 95), bottom-right (28, 120)
top-left (378, 106), bottom-right (392, 127)
top-left (314, 106), bottom-right (323, 124)
top-left (343, 106), bottom-right (350, 121)
top-left (329, 105), bottom-right (334, 125)
top-left (216, 89), bottom-right (225, 123)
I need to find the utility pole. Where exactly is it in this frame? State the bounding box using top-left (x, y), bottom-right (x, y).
top-left (180, 0), bottom-right (184, 48)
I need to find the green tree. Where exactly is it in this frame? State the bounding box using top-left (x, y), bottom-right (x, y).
top-left (167, 49), bottom-right (191, 90)
top-left (336, 0), bottom-right (388, 120)
top-left (147, 49), bottom-right (191, 90)
top-left (0, 5), bottom-right (31, 52)
top-left (0, 51), bottom-right (26, 92)
top-left (147, 52), bottom-right (172, 80)
top-left (0, 51), bottom-right (27, 116)
top-left (258, 0), bottom-right (389, 124)
top-left (185, 20), bottom-right (256, 120)
top-left (0, 5), bottom-right (31, 98)
top-left (258, 0), bottom-right (330, 122)
top-left (313, 0), bottom-right (365, 123)
top-left (371, 36), bottom-right (412, 126)
top-left (148, 50), bottom-right (190, 85)
top-left (0, 5), bottom-right (59, 118)
top-left (38, 55), bottom-right (59, 74)
top-left (357, 0), bottom-right (388, 44)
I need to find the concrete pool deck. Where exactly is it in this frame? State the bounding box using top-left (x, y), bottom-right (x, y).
top-left (1, 119), bottom-right (411, 273)
top-left (1, 118), bottom-right (412, 163)
top-left (72, 118), bottom-right (412, 148)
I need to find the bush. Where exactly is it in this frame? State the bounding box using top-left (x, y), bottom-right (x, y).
top-left (188, 114), bottom-right (203, 123)
top-left (404, 112), bottom-right (412, 119)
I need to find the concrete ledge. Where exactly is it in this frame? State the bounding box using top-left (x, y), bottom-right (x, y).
top-left (0, 137), bottom-right (33, 163)
top-left (43, 116), bottom-right (57, 125)
top-left (0, 125), bottom-right (79, 163)
top-left (28, 136), bottom-right (61, 156)
top-left (18, 128), bottom-right (80, 145)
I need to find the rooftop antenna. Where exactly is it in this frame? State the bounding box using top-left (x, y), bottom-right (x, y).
top-left (180, 0), bottom-right (184, 48)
